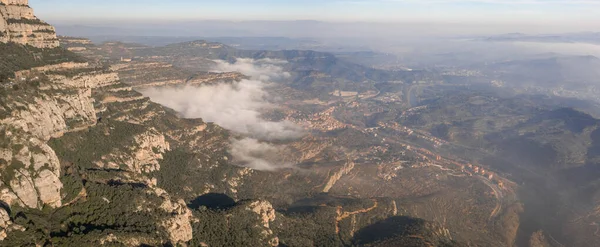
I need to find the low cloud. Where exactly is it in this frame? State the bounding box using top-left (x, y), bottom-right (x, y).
top-left (141, 58), bottom-right (301, 171)
top-left (512, 42), bottom-right (600, 57)
top-left (141, 79), bottom-right (302, 140)
top-left (212, 58), bottom-right (291, 82)
top-left (230, 138), bottom-right (293, 171)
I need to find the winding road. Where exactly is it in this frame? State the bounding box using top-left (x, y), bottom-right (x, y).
top-left (478, 176), bottom-right (504, 219)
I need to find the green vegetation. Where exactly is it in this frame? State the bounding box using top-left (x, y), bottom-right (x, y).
top-left (5, 18), bottom-right (49, 25)
top-left (59, 162), bottom-right (84, 203)
top-left (48, 121), bottom-right (147, 171)
top-left (153, 147), bottom-right (233, 200)
top-left (45, 67), bottom-right (108, 78)
top-left (2, 182), bottom-right (170, 246)
top-left (190, 205), bottom-right (271, 247)
top-left (0, 159), bottom-right (27, 183)
top-left (274, 208), bottom-right (342, 247)
top-left (0, 42), bottom-right (85, 83)
top-left (117, 64), bottom-right (192, 85)
top-left (36, 29), bottom-right (56, 33)
top-left (153, 148), bottom-right (198, 198)
top-left (1, 30), bottom-right (561, 247)
top-left (353, 216), bottom-right (462, 247)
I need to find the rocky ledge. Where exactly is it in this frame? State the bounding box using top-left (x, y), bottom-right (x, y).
top-left (0, 0), bottom-right (59, 48)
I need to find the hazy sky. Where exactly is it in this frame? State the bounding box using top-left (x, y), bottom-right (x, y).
top-left (30, 0), bottom-right (600, 24)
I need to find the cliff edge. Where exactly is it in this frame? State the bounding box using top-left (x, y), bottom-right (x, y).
top-left (0, 0), bottom-right (59, 48)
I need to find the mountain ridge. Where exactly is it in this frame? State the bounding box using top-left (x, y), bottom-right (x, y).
top-left (0, 0), bottom-right (59, 48)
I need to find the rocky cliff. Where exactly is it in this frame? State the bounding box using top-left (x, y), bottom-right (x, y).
top-left (0, 63), bottom-right (118, 212)
top-left (0, 54), bottom-right (215, 245)
top-left (0, 0), bottom-right (59, 48)
top-left (246, 200), bottom-right (279, 247)
top-left (0, 129), bottom-right (62, 209)
top-left (1, 63), bottom-right (104, 141)
top-left (0, 3), bottom-right (496, 245)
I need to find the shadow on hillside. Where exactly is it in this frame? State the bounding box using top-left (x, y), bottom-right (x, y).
top-left (188, 193), bottom-right (236, 210)
top-left (0, 200), bottom-right (10, 214)
top-left (353, 216), bottom-right (422, 245)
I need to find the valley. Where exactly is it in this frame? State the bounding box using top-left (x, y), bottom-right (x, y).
top-left (58, 36), bottom-right (531, 246)
top-left (1, 2), bottom-right (600, 246)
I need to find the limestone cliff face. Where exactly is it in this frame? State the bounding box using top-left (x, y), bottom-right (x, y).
top-left (1, 0), bottom-right (29, 5)
top-left (0, 207), bottom-right (24, 241)
top-left (54, 72), bottom-right (120, 89)
top-left (5, 88), bottom-right (96, 140)
top-left (245, 200), bottom-right (279, 247)
top-left (0, 128), bottom-right (63, 209)
top-left (0, 64), bottom-right (125, 211)
top-left (155, 188), bottom-right (195, 245)
top-left (0, 0), bottom-right (59, 48)
top-left (94, 129), bottom-right (170, 174)
top-left (323, 159), bottom-right (355, 193)
top-left (1, 64), bottom-right (106, 141)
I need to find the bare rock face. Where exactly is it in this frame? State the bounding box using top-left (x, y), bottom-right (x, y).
top-left (0, 67), bottom-right (122, 210)
top-left (2, 65), bottom-right (107, 141)
top-left (155, 188), bottom-right (194, 245)
top-left (0, 130), bottom-right (63, 209)
top-left (0, 207), bottom-right (24, 241)
top-left (323, 160), bottom-right (355, 193)
top-left (55, 72), bottom-right (120, 89)
top-left (245, 200), bottom-right (279, 246)
top-left (7, 90), bottom-right (96, 140)
top-left (0, 0), bottom-right (29, 5)
top-left (132, 130), bottom-right (171, 172)
top-left (0, 0), bottom-right (59, 48)
top-left (246, 200), bottom-right (276, 228)
top-left (0, 207), bottom-right (10, 233)
top-left (0, 63), bottom-right (141, 212)
top-left (94, 129), bottom-right (170, 174)
top-left (33, 169), bottom-right (62, 207)
top-left (529, 230), bottom-right (551, 247)
top-left (8, 169), bottom-right (39, 208)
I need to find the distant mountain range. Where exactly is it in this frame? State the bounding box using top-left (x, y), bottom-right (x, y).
top-left (486, 55), bottom-right (600, 86)
top-left (480, 32), bottom-right (600, 44)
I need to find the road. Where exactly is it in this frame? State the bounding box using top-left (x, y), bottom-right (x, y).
top-left (478, 176), bottom-right (504, 219)
top-left (407, 84), bottom-right (423, 107)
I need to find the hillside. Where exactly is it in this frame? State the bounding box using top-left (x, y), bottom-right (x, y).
top-left (0, 4), bottom-right (480, 247)
top-left (53, 36), bottom-right (532, 246)
top-left (486, 55), bottom-right (600, 86)
top-left (0, 0), bottom-right (59, 48)
top-left (126, 40), bottom-right (438, 90)
top-left (5, 2), bottom-right (600, 246)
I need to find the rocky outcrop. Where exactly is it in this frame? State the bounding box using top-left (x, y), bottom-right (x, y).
top-left (0, 207), bottom-right (24, 241)
top-left (0, 4), bottom-right (34, 19)
top-left (16, 62), bottom-right (90, 75)
top-left (156, 188), bottom-right (195, 245)
top-left (94, 129), bottom-right (170, 174)
top-left (0, 207), bottom-right (11, 240)
top-left (57, 72), bottom-right (120, 89)
top-left (5, 89), bottom-right (96, 140)
top-left (0, 65), bottom-right (125, 212)
top-left (323, 159), bottom-right (355, 193)
top-left (226, 167), bottom-right (253, 195)
top-left (529, 230), bottom-right (550, 247)
top-left (0, 0), bottom-right (29, 5)
top-left (2, 66), bottom-right (124, 142)
top-left (245, 200), bottom-right (279, 246)
top-left (246, 200), bottom-right (276, 228)
top-left (0, 129), bottom-right (62, 209)
top-left (0, 0), bottom-right (59, 48)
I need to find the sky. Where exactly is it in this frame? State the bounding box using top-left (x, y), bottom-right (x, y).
top-left (29, 0), bottom-right (600, 25)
